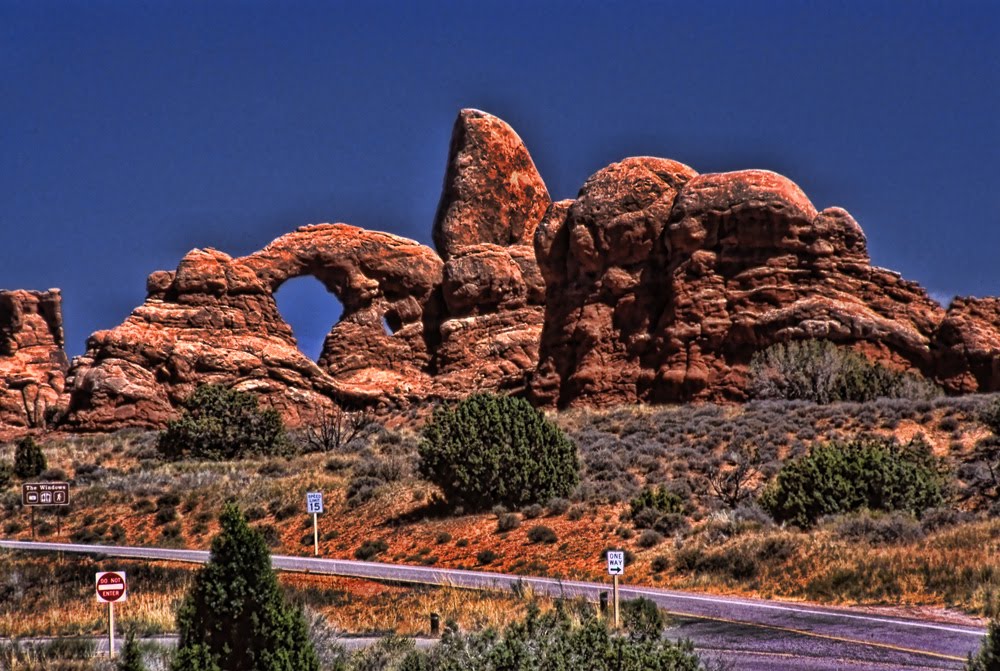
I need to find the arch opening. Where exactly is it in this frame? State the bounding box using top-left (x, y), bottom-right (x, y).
top-left (382, 309), bottom-right (402, 336)
top-left (273, 276), bottom-right (344, 361)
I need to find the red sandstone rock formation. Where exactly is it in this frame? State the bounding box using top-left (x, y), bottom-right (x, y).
top-left (430, 109), bottom-right (550, 395)
top-left (932, 297), bottom-right (1000, 394)
top-left (0, 290), bottom-right (68, 434)
top-left (4, 108), bottom-right (999, 433)
top-left (531, 163), bottom-right (965, 407)
top-left (60, 109), bottom-right (555, 431)
top-left (63, 226), bottom-right (445, 431)
top-left (433, 109), bottom-right (550, 259)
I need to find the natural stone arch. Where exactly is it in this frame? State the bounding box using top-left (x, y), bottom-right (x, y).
top-left (241, 223), bottom-right (445, 396)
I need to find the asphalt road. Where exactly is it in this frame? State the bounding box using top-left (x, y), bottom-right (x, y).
top-left (0, 540), bottom-right (986, 670)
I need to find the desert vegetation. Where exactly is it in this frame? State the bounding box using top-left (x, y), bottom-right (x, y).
top-left (171, 503), bottom-right (318, 670)
top-left (759, 435), bottom-right (947, 527)
top-left (748, 339), bottom-right (940, 403)
top-left (965, 617), bottom-right (1000, 670)
top-left (395, 601), bottom-right (702, 671)
top-left (157, 385), bottom-right (286, 461)
top-left (2, 389), bottom-right (1000, 666)
top-left (417, 394), bottom-right (579, 511)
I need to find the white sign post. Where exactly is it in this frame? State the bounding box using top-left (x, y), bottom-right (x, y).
top-left (606, 550), bottom-right (624, 628)
top-left (96, 572), bottom-right (127, 657)
top-left (306, 492), bottom-right (323, 556)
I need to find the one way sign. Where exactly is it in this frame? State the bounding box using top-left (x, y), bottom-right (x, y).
top-left (607, 550), bottom-right (625, 576)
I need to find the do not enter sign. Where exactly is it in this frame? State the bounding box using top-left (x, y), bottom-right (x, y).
top-left (96, 572), bottom-right (127, 603)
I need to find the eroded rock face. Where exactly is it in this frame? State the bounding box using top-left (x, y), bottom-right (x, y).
top-left (433, 109), bottom-right (550, 259)
top-left (434, 243), bottom-right (546, 394)
top-left (0, 290), bottom-right (69, 433)
top-left (429, 109), bottom-right (551, 395)
top-left (932, 298), bottom-right (1000, 394)
top-left (532, 164), bottom-right (957, 407)
top-left (6, 108), bottom-right (996, 432)
top-left (531, 158), bottom-right (699, 405)
top-left (64, 226), bottom-right (446, 431)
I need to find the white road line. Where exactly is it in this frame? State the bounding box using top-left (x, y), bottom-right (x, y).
top-left (623, 587), bottom-right (984, 637)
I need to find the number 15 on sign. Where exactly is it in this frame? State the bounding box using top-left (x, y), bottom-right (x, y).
top-left (306, 492), bottom-right (323, 514)
top-left (306, 492), bottom-right (323, 556)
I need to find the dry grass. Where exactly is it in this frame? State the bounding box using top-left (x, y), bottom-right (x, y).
top-left (0, 555), bottom-right (189, 637)
top-left (0, 549), bottom-right (561, 639)
top-left (636, 519), bottom-right (1000, 618)
top-left (305, 578), bottom-right (561, 635)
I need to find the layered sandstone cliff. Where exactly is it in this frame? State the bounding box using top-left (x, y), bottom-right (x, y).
top-left (0, 290), bottom-right (69, 433)
top-left (2, 109), bottom-right (998, 433)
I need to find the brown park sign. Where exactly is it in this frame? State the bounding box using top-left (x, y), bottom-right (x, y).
top-left (21, 482), bottom-right (70, 506)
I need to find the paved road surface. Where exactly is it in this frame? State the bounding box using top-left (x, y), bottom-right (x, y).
top-left (1, 540), bottom-right (986, 670)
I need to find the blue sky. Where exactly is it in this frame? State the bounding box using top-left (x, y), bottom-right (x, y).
top-left (2, 0), bottom-right (998, 359)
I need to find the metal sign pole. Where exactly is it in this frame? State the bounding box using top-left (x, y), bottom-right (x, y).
top-left (109, 602), bottom-right (115, 658)
top-left (30, 507), bottom-right (35, 539)
top-left (312, 512), bottom-right (319, 556)
top-left (613, 574), bottom-right (620, 629)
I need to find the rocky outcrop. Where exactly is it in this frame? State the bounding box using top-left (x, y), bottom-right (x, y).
top-left (64, 226), bottom-right (445, 431)
top-left (61, 109), bottom-right (555, 431)
top-left (0, 290), bottom-right (68, 433)
top-left (430, 110), bottom-right (550, 395)
top-left (932, 298), bottom-right (1000, 394)
top-left (4, 108), bottom-right (998, 433)
top-left (532, 164), bottom-right (952, 406)
top-left (432, 109), bottom-right (550, 259)
top-left (531, 157), bottom-right (700, 405)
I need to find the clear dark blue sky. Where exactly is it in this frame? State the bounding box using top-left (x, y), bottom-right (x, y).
top-left (2, 1), bottom-right (998, 359)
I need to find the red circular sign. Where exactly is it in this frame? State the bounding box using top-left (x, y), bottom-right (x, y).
top-left (96, 572), bottom-right (126, 602)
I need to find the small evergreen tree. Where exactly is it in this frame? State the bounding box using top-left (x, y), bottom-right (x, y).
top-left (0, 462), bottom-right (12, 490)
top-left (118, 631), bottom-right (147, 671)
top-left (966, 618), bottom-right (1000, 671)
top-left (418, 394), bottom-right (579, 511)
top-left (171, 503), bottom-right (318, 671)
top-left (630, 486), bottom-right (685, 518)
top-left (13, 436), bottom-right (46, 479)
top-left (158, 385), bottom-right (285, 461)
top-left (760, 435), bottom-right (947, 527)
